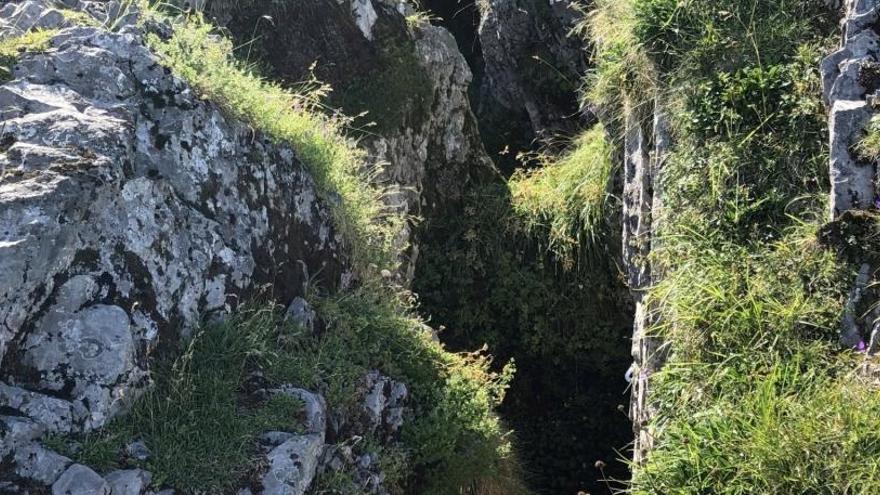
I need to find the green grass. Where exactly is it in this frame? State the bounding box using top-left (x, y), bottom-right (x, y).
top-left (49, 307), bottom-right (305, 492)
top-left (56, 285), bottom-right (524, 493)
top-left (856, 114), bottom-right (880, 162)
top-left (583, 0), bottom-right (880, 493)
top-left (146, 14), bottom-right (400, 275)
top-left (508, 124), bottom-right (616, 264)
top-left (0, 29), bottom-right (57, 83)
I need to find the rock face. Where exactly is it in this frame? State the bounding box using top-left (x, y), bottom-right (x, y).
top-left (475, 0), bottom-right (591, 165)
top-left (205, 0), bottom-right (499, 282)
top-left (822, 0), bottom-right (880, 217)
top-left (0, 0), bottom-right (345, 449)
top-left (623, 101), bottom-right (670, 464)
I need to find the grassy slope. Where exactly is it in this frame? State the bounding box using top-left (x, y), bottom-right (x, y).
top-left (586, 0), bottom-right (880, 493)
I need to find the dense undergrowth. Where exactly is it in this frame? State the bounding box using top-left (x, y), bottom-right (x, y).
top-left (45, 7), bottom-right (523, 494)
top-left (585, 0), bottom-right (880, 492)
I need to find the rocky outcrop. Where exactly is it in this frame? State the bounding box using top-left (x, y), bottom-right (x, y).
top-left (0, 0), bottom-right (348, 489)
top-left (822, 0), bottom-right (879, 217)
top-left (475, 0), bottom-right (591, 165)
top-left (823, 0), bottom-right (880, 351)
top-left (204, 0), bottom-right (499, 282)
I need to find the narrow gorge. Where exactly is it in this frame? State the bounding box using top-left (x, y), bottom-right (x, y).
top-left (2, 1), bottom-right (880, 495)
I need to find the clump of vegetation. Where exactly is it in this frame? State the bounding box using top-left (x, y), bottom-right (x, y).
top-left (857, 114), bottom-right (880, 162)
top-left (509, 124), bottom-right (615, 264)
top-left (584, 0), bottom-right (880, 493)
top-left (146, 14), bottom-right (400, 275)
top-left (0, 29), bottom-right (57, 83)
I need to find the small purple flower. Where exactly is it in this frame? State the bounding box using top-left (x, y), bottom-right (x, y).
top-left (874, 197), bottom-right (880, 209)
top-left (856, 340), bottom-right (867, 353)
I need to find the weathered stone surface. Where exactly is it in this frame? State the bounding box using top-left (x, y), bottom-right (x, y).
top-left (624, 102), bottom-right (670, 464)
top-left (0, 383), bottom-right (74, 434)
top-left (285, 297), bottom-right (316, 333)
top-left (12, 442), bottom-right (71, 485)
top-left (104, 469), bottom-right (152, 495)
top-left (273, 386), bottom-right (327, 439)
top-left (0, 415), bottom-right (44, 459)
top-left (52, 464), bottom-right (109, 495)
top-left (0, 0), bottom-right (346, 435)
top-left (205, 0), bottom-right (500, 283)
top-left (124, 440), bottom-right (151, 462)
top-left (822, 0), bottom-right (880, 216)
top-left (360, 370), bottom-right (407, 438)
top-left (474, 0), bottom-right (590, 164)
top-left (261, 434), bottom-right (324, 495)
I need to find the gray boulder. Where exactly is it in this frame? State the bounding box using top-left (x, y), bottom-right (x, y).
top-left (52, 464), bottom-right (109, 495)
top-left (261, 434), bottom-right (324, 495)
top-left (104, 469), bottom-right (152, 495)
top-left (13, 443), bottom-right (72, 485)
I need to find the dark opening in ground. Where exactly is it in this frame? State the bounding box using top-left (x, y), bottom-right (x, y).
top-left (414, 2), bottom-right (635, 493)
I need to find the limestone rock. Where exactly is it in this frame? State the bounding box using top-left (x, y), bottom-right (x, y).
top-left (104, 469), bottom-right (152, 495)
top-left (273, 386), bottom-right (327, 439)
top-left (821, 0), bottom-right (880, 216)
top-left (0, 0), bottom-right (346, 435)
top-left (52, 464), bottom-right (109, 495)
top-left (261, 434), bottom-right (324, 495)
top-left (13, 443), bottom-right (72, 485)
top-left (124, 440), bottom-right (151, 462)
top-left (285, 297), bottom-right (316, 333)
top-left (475, 0), bottom-right (591, 161)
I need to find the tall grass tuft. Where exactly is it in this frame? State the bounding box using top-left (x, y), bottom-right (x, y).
top-left (508, 124), bottom-right (616, 264)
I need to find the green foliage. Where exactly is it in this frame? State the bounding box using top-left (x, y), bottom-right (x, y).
top-left (637, 353), bottom-right (880, 494)
top-left (509, 124), bottom-right (616, 264)
top-left (631, 0), bottom-right (835, 77)
top-left (579, 0), bottom-right (656, 128)
top-left (146, 15), bottom-right (400, 275)
top-left (0, 29), bottom-right (57, 83)
top-left (294, 287), bottom-right (522, 495)
top-left (414, 180), bottom-right (633, 493)
top-left (587, 0), bottom-right (880, 493)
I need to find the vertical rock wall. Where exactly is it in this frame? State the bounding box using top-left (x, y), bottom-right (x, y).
top-left (823, 0), bottom-right (880, 218)
top-left (0, 0), bottom-right (345, 439)
top-left (622, 100), bottom-right (669, 464)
